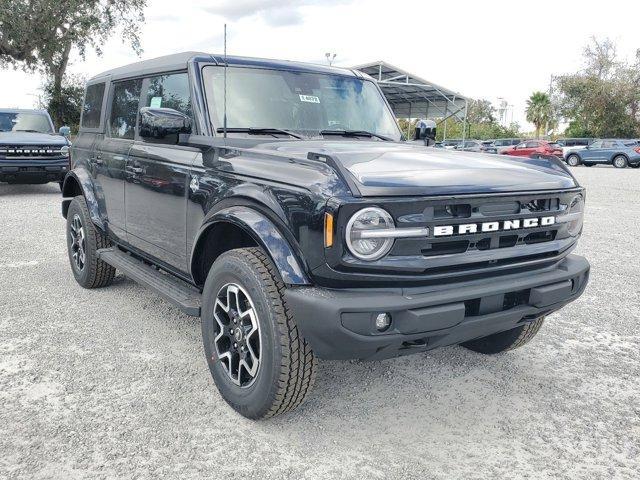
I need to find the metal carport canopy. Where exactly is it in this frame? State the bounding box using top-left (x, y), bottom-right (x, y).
top-left (352, 60), bottom-right (468, 122)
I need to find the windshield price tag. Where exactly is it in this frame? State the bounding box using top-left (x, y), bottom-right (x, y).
top-left (299, 94), bottom-right (320, 104)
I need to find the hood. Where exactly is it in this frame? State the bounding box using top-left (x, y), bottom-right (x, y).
top-left (252, 140), bottom-right (578, 196)
top-left (0, 131), bottom-right (67, 145)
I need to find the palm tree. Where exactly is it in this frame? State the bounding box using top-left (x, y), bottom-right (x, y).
top-left (526, 92), bottom-right (552, 138)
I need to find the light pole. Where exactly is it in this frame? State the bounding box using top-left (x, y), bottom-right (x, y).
top-left (544, 74), bottom-right (555, 139)
top-left (325, 53), bottom-right (337, 66)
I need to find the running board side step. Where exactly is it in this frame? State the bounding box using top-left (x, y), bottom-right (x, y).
top-left (98, 248), bottom-right (202, 316)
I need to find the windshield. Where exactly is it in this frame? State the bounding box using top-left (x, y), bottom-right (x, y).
top-left (204, 66), bottom-right (402, 141)
top-left (0, 112), bottom-right (53, 133)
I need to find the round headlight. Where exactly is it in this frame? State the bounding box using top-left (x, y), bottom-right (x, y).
top-left (60, 145), bottom-right (70, 157)
top-left (345, 207), bottom-right (395, 261)
top-left (565, 194), bottom-right (584, 236)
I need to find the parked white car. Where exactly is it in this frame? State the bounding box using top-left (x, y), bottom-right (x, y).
top-left (556, 138), bottom-right (592, 158)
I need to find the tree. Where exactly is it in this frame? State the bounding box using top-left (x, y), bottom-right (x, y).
top-left (467, 99), bottom-right (496, 124)
top-left (0, 0), bottom-right (146, 127)
top-left (555, 37), bottom-right (640, 138)
top-left (38, 74), bottom-right (85, 133)
top-left (525, 92), bottom-right (552, 139)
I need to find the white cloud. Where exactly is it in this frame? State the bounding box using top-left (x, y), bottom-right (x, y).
top-left (1, 0), bottom-right (638, 130)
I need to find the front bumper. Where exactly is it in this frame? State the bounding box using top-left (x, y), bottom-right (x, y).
top-left (285, 254), bottom-right (589, 360)
top-left (0, 159), bottom-right (68, 184)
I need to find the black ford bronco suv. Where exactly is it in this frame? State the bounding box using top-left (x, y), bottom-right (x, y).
top-left (1, 108), bottom-right (71, 188)
top-left (62, 52), bottom-right (589, 419)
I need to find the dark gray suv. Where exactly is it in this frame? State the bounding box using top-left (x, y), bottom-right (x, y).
top-left (0, 109), bottom-right (70, 188)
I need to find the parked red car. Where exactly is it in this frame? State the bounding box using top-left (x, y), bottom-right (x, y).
top-left (501, 140), bottom-right (563, 158)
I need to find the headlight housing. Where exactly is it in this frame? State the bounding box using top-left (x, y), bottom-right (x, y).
top-left (345, 207), bottom-right (395, 261)
top-left (60, 145), bottom-right (70, 157)
top-left (557, 194), bottom-right (584, 236)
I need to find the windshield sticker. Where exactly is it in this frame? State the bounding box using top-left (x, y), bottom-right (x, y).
top-left (299, 94), bottom-right (320, 104)
top-left (150, 96), bottom-right (162, 108)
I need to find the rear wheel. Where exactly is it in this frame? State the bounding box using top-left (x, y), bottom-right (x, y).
top-left (613, 155), bottom-right (628, 168)
top-left (66, 196), bottom-right (115, 288)
top-left (201, 247), bottom-right (317, 419)
top-left (461, 317), bottom-right (545, 354)
top-left (566, 154), bottom-right (581, 167)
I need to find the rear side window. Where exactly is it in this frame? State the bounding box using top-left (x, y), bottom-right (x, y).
top-left (109, 79), bottom-right (142, 139)
top-left (81, 83), bottom-right (105, 129)
top-left (143, 73), bottom-right (192, 116)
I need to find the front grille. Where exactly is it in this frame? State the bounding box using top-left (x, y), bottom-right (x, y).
top-left (330, 189), bottom-right (581, 286)
top-left (392, 193), bottom-right (566, 259)
top-left (0, 145), bottom-right (66, 158)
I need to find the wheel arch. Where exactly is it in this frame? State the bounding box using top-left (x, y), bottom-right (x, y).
top-left (61, 170), bottom-right (104, 230)
top-left (190, 204), bottom-right (311, 287)
top-left (611, 153), bottom-right (629, 164)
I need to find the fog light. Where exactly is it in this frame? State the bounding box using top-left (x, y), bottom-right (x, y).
top-left (374, 313), bottom-right (391, 332)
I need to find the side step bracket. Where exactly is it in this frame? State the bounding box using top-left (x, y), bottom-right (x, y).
top-left (98, 248), bottom-right (202, 316)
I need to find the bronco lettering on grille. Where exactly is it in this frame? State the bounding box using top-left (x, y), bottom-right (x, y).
top-left (433, 216), bottom-right (556, 237)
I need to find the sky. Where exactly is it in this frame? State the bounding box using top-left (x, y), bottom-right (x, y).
top-left (1, 0), bottom-right (638, 129)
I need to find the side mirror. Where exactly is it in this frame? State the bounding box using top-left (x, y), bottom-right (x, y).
top-left (139, 107), bottom-right (192, 144)
top-left (59, 126), bottom-right (71, 138)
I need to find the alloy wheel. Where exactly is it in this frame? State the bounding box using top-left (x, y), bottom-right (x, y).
top-left (69, 214), bottom-right (86, 271)
top-left (213, 283), bottom-right (262, 388)
top-left (613, 156), bottom-right (627, 168)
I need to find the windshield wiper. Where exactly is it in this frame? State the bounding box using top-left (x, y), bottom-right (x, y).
top-left (320, 129), bottom-right (392, 141)
top-left (216, 127), bottom-right (302, 139)
top-left (15, 129), bottom-right (44, 133)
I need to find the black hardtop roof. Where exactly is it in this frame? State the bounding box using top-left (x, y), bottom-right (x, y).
top-left (89, 51), bottom-right (361, 83)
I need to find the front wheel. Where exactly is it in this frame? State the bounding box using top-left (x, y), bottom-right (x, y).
top-left (201, 247), bottom-right (317, 419)
top-left (66, 196), bottom-right (116, 288)
top-left (613, 155), bottom-right (628, 168)
top-left (566, 154), bottom-right (581, 167)
top-left (461, 317), bottom-right (545, 354)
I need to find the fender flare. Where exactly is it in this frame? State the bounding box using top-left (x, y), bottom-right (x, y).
top-left (191, 205), bottom-right (310, 286)
top-left (61, 169), bottom-right (104, 230)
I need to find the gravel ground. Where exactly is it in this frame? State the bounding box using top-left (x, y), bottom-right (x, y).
top-left (1, 166), bottom-right (639, 480)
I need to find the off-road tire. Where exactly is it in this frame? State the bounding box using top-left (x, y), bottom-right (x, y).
top-left (201, 247), bottom-right (317, 419)
top-left (630, 163), bottom-right (640, 169)
top-left (461, 317), bottom-right (545, 354)
top-left (613, 155), bottom-right (628, 169)
top-left (566, 154), bottom-right (581, 167)
top-left (66, 195), bottom-right (115, 288)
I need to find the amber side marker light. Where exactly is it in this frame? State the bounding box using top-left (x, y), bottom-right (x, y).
top-left (324, 212), bottom-right (334, 247)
